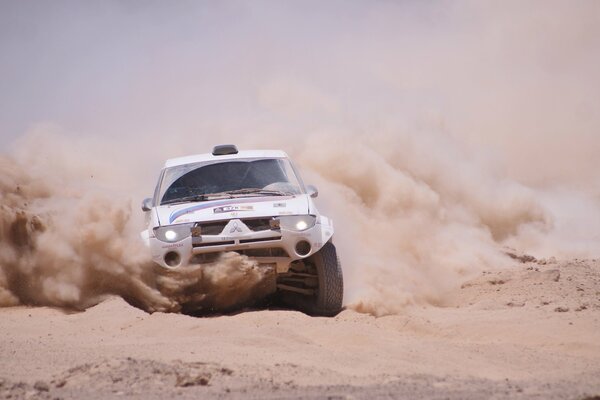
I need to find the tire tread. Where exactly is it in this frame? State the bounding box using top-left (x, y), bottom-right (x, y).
top-left (314, 241), bottom-right (344, 316)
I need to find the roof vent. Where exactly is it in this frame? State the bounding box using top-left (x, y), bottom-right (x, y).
top-left (212, 144), bottom-right (238, 156)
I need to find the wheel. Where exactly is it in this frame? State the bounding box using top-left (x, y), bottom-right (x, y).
top-left (277, 241), bottom-right (344, 316)
top-left (311, 241), bottom-right (344, 316)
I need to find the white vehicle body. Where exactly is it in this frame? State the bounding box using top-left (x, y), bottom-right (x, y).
top-left (141, 147), bottom-right (334, 273)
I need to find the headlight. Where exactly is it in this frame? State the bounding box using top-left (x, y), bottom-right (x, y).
top-left (278, 215), bottom-right (316, 231)
top-left (154, 224), bottom-right (193, 242)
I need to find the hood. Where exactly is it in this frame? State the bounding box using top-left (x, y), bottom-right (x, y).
top-left (155, 195), bottom-right (310, 226)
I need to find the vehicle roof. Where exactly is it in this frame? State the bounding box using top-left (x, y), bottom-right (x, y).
top-left (164, 149), bottom-right (289, 168)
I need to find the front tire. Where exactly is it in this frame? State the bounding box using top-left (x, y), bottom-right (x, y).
top-left (305, 241), bottom-right (344, 316)
top-left (277, 241), bottom-right (344, 316)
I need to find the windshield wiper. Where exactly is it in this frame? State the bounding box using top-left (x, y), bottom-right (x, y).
top-left (161, 194), bottom-right (209, 205)
top-left (224, 188), bottom-right (292, 196)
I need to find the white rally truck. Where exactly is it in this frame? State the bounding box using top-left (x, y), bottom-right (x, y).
top-left (141, 145), bottom-right (343, 316)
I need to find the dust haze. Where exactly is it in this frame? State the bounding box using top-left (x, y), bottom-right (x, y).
top-left (1, 1), bottom-right (599, 316)
top-left (0, 132), bottom-right (273, 311)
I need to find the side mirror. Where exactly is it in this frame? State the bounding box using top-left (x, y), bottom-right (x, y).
top-left (141, 198), bottom-right (153, 212)
top-left (306, 185), bottom-right (319, 198)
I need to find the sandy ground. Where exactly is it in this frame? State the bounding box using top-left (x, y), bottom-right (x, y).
top-left (1, 258), bottom-right (599, 400)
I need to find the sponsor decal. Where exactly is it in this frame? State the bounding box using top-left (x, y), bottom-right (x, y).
top-left (162, 243), bottom-right (184, 249)
top-left (273, 202), bottom-right (286, 208)
top-left (214, 205), bottom-right (254, 214)
top-left (278, 211), bottom-right (293, 215)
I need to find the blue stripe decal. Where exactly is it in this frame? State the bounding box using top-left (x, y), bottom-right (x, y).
top-left (168, 196), bottom-right (294, 224)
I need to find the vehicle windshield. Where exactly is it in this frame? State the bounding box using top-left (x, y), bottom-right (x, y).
top-left (158, 158), bottom-right (304, 205)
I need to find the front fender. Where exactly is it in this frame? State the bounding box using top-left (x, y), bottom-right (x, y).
top-left (318, 215), bottom-right (334, 245)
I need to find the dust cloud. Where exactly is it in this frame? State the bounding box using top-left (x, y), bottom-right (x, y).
top-left (294, 133), bottom-right (550, 315)
top-left (0, 137), bottom-right (272, 312)
top-left (1, 1), bottom-right (599, 316)
top-left (0, 126), bottom-right (595, 316)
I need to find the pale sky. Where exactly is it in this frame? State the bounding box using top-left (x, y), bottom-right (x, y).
top-left (1, 1), bottom-right (598, 188)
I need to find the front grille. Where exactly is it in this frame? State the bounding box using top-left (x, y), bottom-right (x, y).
top-left (239, 237), bottom-right (281, 244)
top-left (196, 218), bottom-right (275, 235)
top-left (192, 240), bottom-right (235, 248)
top-left (239, 248), bottom-right (289, 258)
top-left (189, 248), bottom-right (289, 265)
top-left (197, 221), bottom-right (228, 235)
top-left (242, 218), bottom-right (275, 232)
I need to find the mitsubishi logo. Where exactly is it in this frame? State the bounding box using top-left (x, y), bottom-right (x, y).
top-left (229, 221), bottom-right (243, 234)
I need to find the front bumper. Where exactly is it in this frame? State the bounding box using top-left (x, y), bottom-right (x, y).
top-left (148, 218), bottom-right (328, 273)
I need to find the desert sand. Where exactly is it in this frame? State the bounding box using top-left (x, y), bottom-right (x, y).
top-left (1, 258), bottom-right (599, 399)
